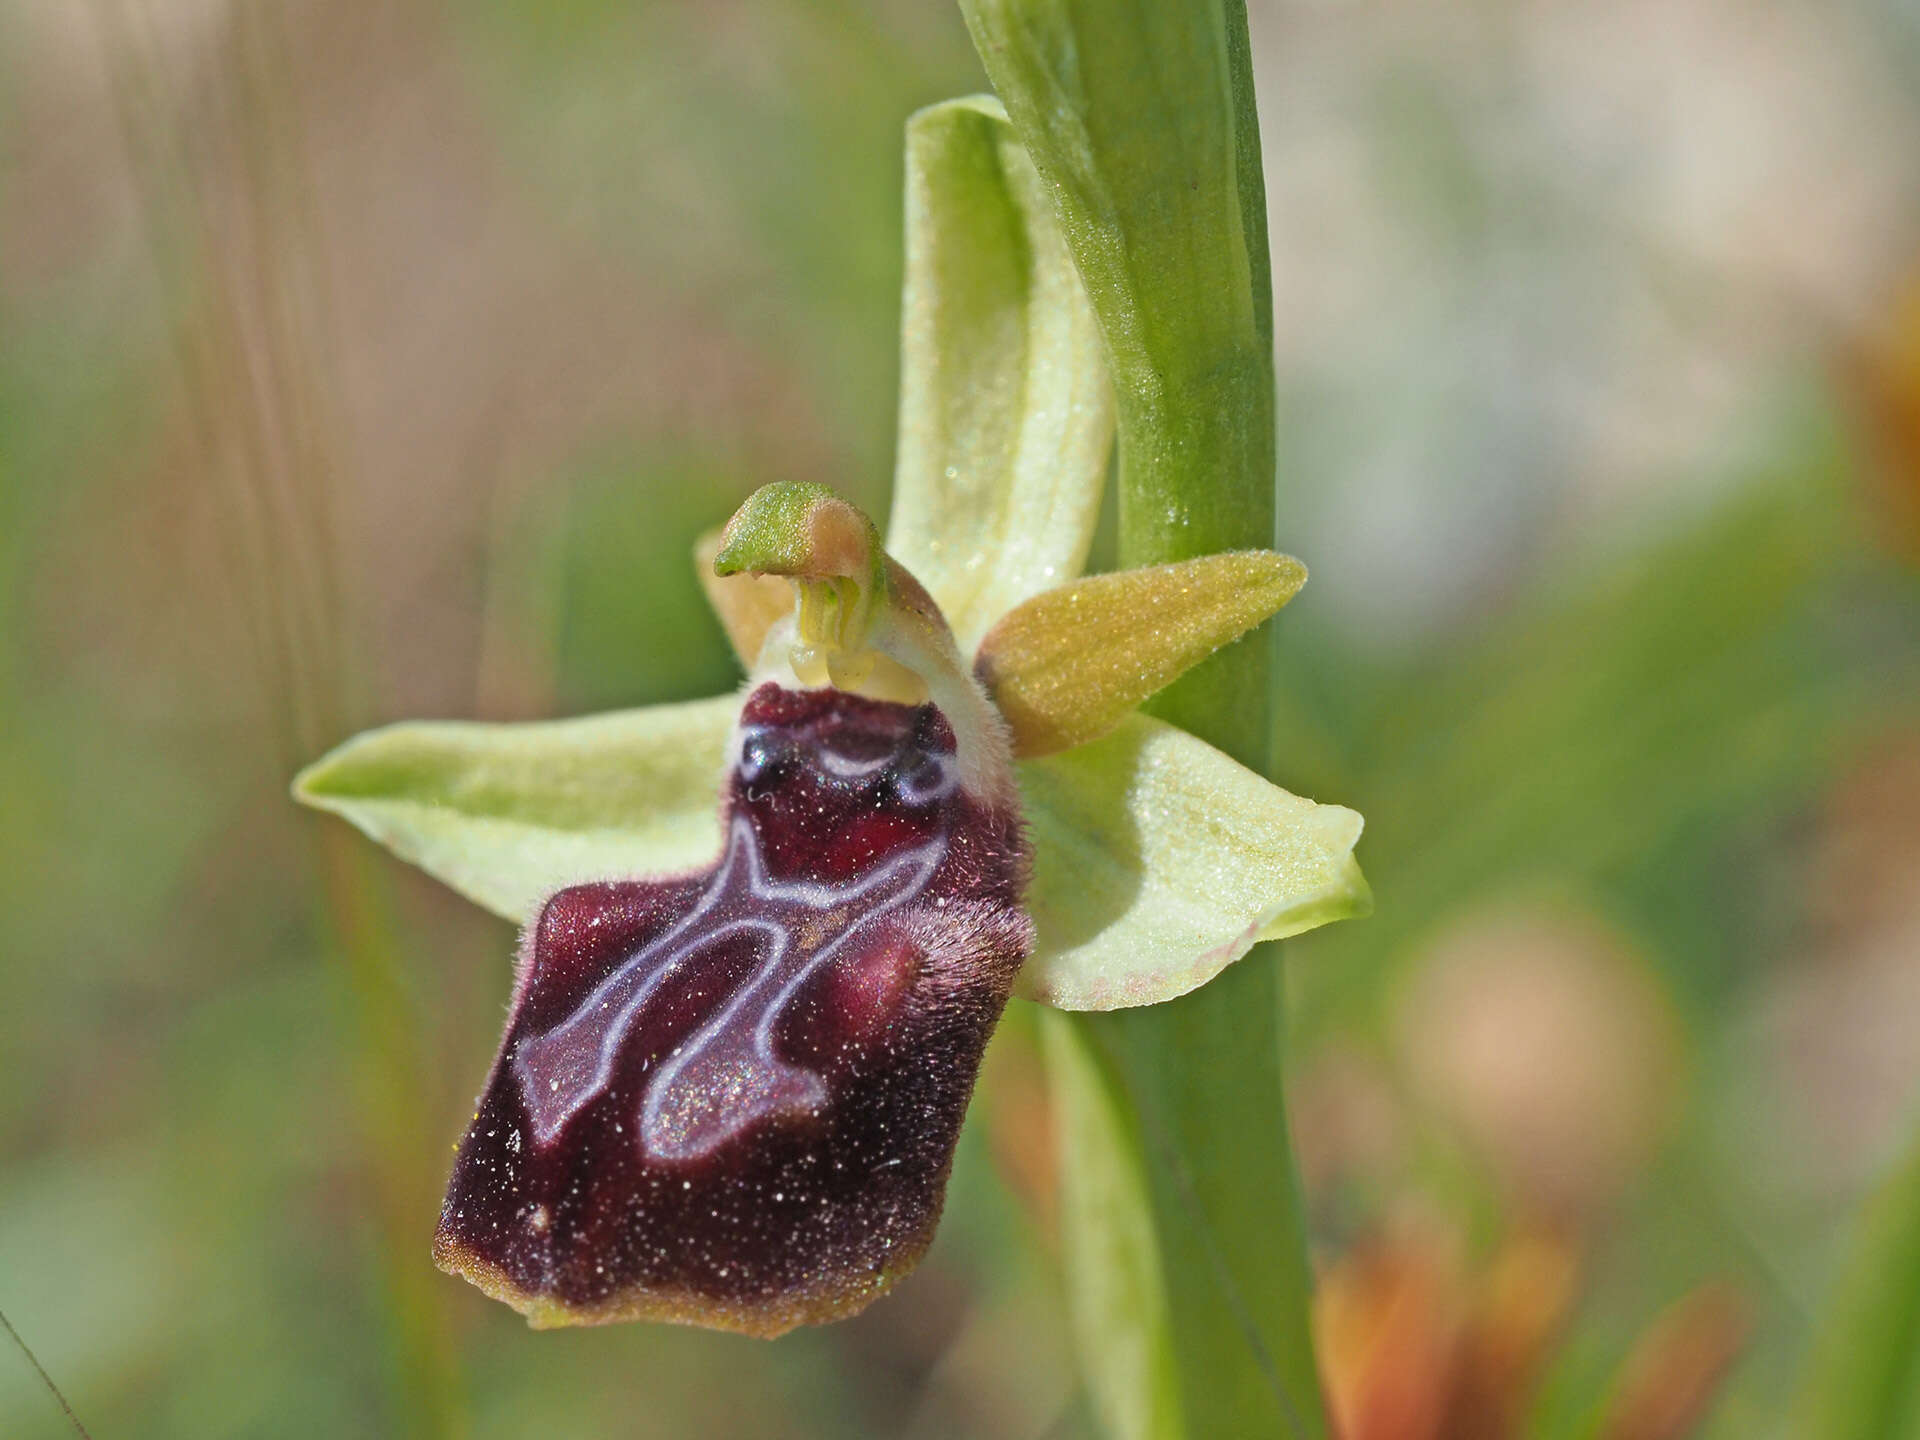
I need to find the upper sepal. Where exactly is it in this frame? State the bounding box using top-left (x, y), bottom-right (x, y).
top-left (885, 97), bottom-right (1114, 653)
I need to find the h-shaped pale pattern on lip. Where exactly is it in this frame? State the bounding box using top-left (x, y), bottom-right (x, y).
top-left (512, 789), bottom-right (951, 1161)
top-left (433, 683), bottom-right (1030, 1337)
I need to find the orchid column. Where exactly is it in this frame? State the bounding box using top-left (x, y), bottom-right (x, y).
top-left (959, 2), bottom-right (1331, 1435)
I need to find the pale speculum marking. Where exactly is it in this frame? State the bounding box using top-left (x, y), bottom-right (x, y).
top-left (511, 730), bottom-right (955, 1162)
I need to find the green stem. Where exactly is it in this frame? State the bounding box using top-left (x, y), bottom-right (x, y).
top-left (962, 2), bottom-right (1326, 1436)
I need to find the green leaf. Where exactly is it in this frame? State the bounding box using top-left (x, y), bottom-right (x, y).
top-left (1038, 1009), bottom-right (1185, 1440)
top-left (291, 695), bottom-right (736, 923)
top-left (1790, 1124), bottom-right (1920, 1440)
top-left (885, 96), bottom-right (1114, 653)
top-left (1017, 713), bottom-right (1367, 1011)
top-left (1047, 957), bottom-right (1325, 1440)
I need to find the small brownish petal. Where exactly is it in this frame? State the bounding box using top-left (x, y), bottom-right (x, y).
top-left (974, 552), bottom-right (1306, 758)
top-left (694, 527), bottom-right (794, 670)
top-left (434, 683), bottom-right (1031, 1336)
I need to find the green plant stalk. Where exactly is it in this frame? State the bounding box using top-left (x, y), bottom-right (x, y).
top-left (961, 2), bottom-right (1327, 1436)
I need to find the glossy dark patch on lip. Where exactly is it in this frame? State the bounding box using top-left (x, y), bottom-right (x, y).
top-left (434, 683), bottom-right (1030, 1336)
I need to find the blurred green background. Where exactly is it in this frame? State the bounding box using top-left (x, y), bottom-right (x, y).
top-left (4, 1), bottom-right (1920, 1436)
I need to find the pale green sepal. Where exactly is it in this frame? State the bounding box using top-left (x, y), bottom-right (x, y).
top-left (291, 694), bottom-right (737, 923)
top-left (886, 96), bottom-right (1114, 654)
top-left (1016, 714), bottom-right (1368, 1011)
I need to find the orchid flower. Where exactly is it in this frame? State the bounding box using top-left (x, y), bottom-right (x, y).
top-left (292, 98), bottom-right (1367, 1339)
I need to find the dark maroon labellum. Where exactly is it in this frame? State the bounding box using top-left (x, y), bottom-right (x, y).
top-left (434, 682), bottom-right (1031, 1335)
